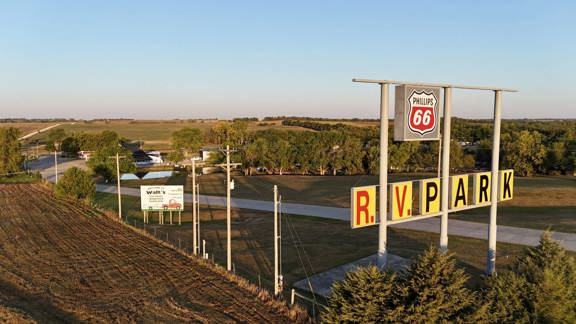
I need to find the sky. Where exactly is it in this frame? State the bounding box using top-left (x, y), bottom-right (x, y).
top-left (1, 1), bottom-right (575, 120)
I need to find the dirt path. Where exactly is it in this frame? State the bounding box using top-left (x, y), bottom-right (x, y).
top-left (0, 184), bottom-right (303, 323)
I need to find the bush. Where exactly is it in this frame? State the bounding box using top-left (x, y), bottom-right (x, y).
top-left (55, 167), bottom-right (95, 203)
top-left (322, 246), bottom-right (483, 323)
top-left (399, 245), bottom-right (481, 323)
top-left (322, 265), bottom-right (400, 323)
top-left (484, 232), bottom-right (576, 323)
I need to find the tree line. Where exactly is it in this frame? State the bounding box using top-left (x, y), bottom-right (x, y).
top-left (178, 121), bottom-right (478, 176)
top-left (173, 119), bottom-right (574, 177)
top-left (323, 233), bottom-right (576, 323)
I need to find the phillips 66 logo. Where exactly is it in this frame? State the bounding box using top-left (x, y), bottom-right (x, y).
top-left (407, 90), bottom-right (437, 135)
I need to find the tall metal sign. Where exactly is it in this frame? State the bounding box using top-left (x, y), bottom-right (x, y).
top-left (352, 78), bottom-right (517, 275)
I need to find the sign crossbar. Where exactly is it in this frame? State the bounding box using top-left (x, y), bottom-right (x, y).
top-left (352, 78), bottom-right (517, 92)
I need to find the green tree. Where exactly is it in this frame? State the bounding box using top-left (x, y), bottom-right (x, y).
top-left (485, 232), bottom-right (576, 323)
top-left (0, 127), bottom-right (23, 174)
top-left (45, 128), bottom-right (67, 152)
top-left (365, 139), bottom-right (379, 175)
top-left (337, 137), bottom-right (365, 175)
top-left (293, 131), bottom-right (320, 175)
top-left (61, 136), bottom-right (80, 155)
top-left (55, 167), bottom-right (96, 203)
top-left (85, 131), bottom-right (135, 181)
top-left (389, 141), bottom-right (418, 172)
top-left (206, 121), bottom-right (249, 146)
top-left (501, 130), bottom-right (546, 176)
top-left (322, 266), bottom-right (401, 323)
top-left (399, 245), bottom-right (478, 322)
top-left (544, 141), bottom-right (566, 174)
top-left (170, 127), bottom-right (203, 161)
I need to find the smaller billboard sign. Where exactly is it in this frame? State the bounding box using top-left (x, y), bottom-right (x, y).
top-left (394, 85), bottom-right (441, 141)
top-left (141, 185), bottom-right (184, 211)
top-left (351, 186), bottom-right (377, 228)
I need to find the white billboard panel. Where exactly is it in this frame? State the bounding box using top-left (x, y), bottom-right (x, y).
top-left (140, 185), bottom-right (184, 211)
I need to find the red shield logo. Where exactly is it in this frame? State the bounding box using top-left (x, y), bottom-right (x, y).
top-left (407, 91), bottom-right (437, 135)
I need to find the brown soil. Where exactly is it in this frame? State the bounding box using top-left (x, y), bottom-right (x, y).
top-left (0, 184), bottom-right (304, 323)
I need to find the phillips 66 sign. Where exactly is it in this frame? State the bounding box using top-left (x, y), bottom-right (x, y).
top-left (394, 85), bottom-right (440, 141)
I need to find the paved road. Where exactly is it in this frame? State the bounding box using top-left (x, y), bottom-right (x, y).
top-left (32, 156), bottom-right (576, 251)
top-left (18, 123), bottom-right (63, 140)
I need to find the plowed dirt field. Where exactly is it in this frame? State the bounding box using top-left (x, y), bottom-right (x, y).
top-left (0, 184), bottom-right (301, 323)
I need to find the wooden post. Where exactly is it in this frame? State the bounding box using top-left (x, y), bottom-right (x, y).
top-left (178, 211), bottom-right (181, 225)
top-left (170, 210), bottom-right (173, 225)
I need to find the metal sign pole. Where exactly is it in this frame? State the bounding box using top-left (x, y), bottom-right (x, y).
top-left (439, 88), bottom-right (452, 251)
top-left (377, 83), bottom-right (389, 267)
top-left (487, 90), bottom-right (502, 275)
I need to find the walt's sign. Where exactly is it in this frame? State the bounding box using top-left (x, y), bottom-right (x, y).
top-left (394, 85), bottom-right (440, 141)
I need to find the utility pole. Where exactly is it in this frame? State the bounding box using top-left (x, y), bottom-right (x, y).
top-left (274, 185), bottom-right (280, 296)
top-left (108, 153), bottom-right (126, 220)
top-left (54, 150), bottom-right (58, 183)
top-left (216, 145), bottom-right (241, 271)
top-left (192, 159), bottom-right (197, 255)
top-left (196, 183), bottom-right (201, 254)
top-left (226, 145), bottom-right (232, 271)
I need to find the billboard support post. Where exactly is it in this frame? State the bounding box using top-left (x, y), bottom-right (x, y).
top-left (487, 90), bottom-right (502, 275)
top-left (377, 83), bottom-right (389, 267)
top-left (440, 88), bottom-right (452, 251)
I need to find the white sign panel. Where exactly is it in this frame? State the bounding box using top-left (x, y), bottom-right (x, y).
top-left (394, 85), bottom-right (441, 141)
top-left (140, 185), bottom-right (184, 211)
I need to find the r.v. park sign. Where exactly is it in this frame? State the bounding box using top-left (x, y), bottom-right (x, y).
top-left (351, 170), bottom-right (513, 228)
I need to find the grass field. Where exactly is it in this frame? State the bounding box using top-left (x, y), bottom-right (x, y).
top-left (121, 173), bottom-right (576, 207)
top-left (95, 192), bottom-right (529, 296)
top-left (0, 184), bottom-right (303, 322)
top-left (118, 172), bottom-right (576, 234)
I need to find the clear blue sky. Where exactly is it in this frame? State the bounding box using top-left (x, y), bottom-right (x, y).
top-left (1, 1), bottom-right (575, 119)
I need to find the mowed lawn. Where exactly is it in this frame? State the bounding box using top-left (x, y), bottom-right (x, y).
top-left (119, 173), bottom-right (576, 232)
top-left (94, 192), bottom-right (528, 294)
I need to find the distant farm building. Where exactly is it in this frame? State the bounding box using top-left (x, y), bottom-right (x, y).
top-left (78, 151), bottom-right (94, 161)
top-left (201, 147), bottom-right (219, 162)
